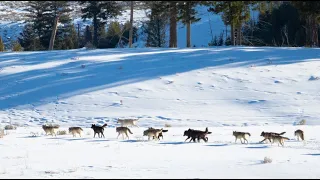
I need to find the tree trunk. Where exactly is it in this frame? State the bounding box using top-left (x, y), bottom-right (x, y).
top-left (311, 15), bottom-right (318, 47)
top-left (129, 1), bottom-right (134, 48)
top-left (48, 15), bottom-right (59, 50)
top-left (77, 23), bottom-right (80, 48)
top-left (93, 14), bottom-right (98, 47)
top-left (186, 20), bottom-right (191, 47)
top-left (157, 16), bottom-right (161, 47)
top-left (306, 16), bottom-right (312, 47)
top-left (238, 24), bottom-right (242, 46)
top-left (231, 23), bottom-right (234, 46)
top-left (169, 2), bottom-right (177, 48)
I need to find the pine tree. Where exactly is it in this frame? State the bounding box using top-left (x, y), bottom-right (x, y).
top-left (23, 1), bottom-right (74, 50)
top-left (0, 36), bottom-right (4, 52)
top-left (84, 25), bottom-right (93, 45)
top-left (47, 1), bottom-right (73, 50)
top-left (218, 32), bottom-right (224, 46)
top-left (144, 3), bottom-right (167, 47)
top-left (12, 41), bottom-right (23, 51)
top-left (208, 1), bottom-right (254, 46)
top-left (177, 1), bottom-right (201, 47)
top-left (80, 1), bottom-right (123, 47)
top-left (291, 1), bottom-right (320, 47)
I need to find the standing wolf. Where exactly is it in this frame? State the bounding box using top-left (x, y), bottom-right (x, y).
top-left (42, 124), bottom-right (60, 137)
top-left (69, 127), bottom-right (83, 137)
top-left (294, 129), bottom-right (304, 141)
top-left (117, 118), bottom-right (139, 127)
top-left (91, 124), bottom-right (108, 138)
top-left (116, 127), bottom-right (133, 140)
top-left (233, 131), bottom-right (251, 144)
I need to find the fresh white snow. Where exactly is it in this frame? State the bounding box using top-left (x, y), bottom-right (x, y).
top-left (1, 46), bottom-right (320, 178)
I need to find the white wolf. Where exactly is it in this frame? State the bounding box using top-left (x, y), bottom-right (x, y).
top-left (117, 118), bottom-right (139, 127)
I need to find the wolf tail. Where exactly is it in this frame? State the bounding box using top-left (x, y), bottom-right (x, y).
top-left (205, 127), bottom-right (209, 133)
top-left (128, 128), bottom-right (133, 134)
top-left (246, 133), bottom-right (251, 136)
top-left (102, 123), bottom-right (108, 128)
top-left (279, 132), bottom-right (286, 135)
top-left (284, 137), bottom-right (290, 140)
top-left (80, 127), bottom-right (83, 131)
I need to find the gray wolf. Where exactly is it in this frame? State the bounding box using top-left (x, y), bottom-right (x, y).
top-left (260, 131), bottom-right (286, 143)
top-left (69, 127), bottom-right (83, 137)
top-left (42, 124), bottom-right (60, 136)
top-left (143, 128), bottom-right (163, 141)
top-left (270, 135), bottom-right (290, 146)
top-left (294, 129), bottom-right (304, 141)
top-left (117, 118), bottom-right (139, 127)
top-left (233, 131), bottom-right (251, 144)
top-left (91, 124), bottom-right (108, 138)
top-left (116, 126), bottom-right (133, 140)
top-left (147, 127), bottom-right (168, 140)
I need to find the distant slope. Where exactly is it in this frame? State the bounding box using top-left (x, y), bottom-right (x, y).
top-left (0, 47), bottom-right (319, 128)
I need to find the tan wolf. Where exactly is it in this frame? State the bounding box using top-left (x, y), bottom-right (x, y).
top-left (260, 131), bottom-right (286, 143)
top-left (116, 127), bottom-right (133, 140)
top-left (69, 127), bottom-right (83, 137)
top-left (117, 118), bottom-right (139, 127)
top-left (233, 131), bottom-right (251, 144)
top-left (294, 129), bottom-right (304, 141)
top-left (147, 127), bottom-right (169, 140)
top-left (42, 124), bottom-right (60, 136)
top-left (143, 128), bottom-right (163, 141)
top-left (270, 135), bottom-right (290, 146)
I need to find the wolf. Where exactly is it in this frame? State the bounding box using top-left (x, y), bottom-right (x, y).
top-left (147, 127), bottom-right (168, 140)
top-left (116, 126), bottom-right (133, 140)
top-left (143, 128), bottom-right (163, 141)
top-left (42, 124), bottom-right (60, 136)
top-left (69, 127), bottom-right (83, 137)
top-left (117, 118), bottom-right (139, 127)
top-left (270, 135), bottom-right (290, 146)
top-left (183, 128), bottom-right (212, 143)
top-left (260, 131), bottom-right (286, 143)
top-left (91, 124), bottom-right (108, 138)
top-left (233, 131), bottom-right (251, 144)
top-left (294, 129), bottom-right (304, 141)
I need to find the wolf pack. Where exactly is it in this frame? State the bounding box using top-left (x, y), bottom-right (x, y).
top-left (41, 118), bottom-right (305, 146)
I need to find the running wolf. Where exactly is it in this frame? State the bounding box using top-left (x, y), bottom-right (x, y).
top-left (143, 128), bottom-right (163, 141)
top-left (183, 127), bottom-right (212, 143)
top-left (117, 118), bottom-right (139, 127)
top-left (233, 131), bottom-right (251, 144)
top-left (260, 131), bottom-right (286, 143)
top-left (147, 127), bottom-right (168, 140)
top-left (116, 126), bottom-right (133, 140)
top-left (270, 135), bottom-right (290, 146)
top-left (91, 124), bottom-right (108, 138)
top-left (69, 127), bottom-right (83, 137)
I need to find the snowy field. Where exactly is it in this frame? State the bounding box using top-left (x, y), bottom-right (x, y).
top-left (1, 47), bottom-right (320, 178)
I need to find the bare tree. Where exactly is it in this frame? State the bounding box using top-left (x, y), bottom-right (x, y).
top-left (48, 11), bottom-right (61, 50)
top-left (129, 1), bottom-right (134, 48)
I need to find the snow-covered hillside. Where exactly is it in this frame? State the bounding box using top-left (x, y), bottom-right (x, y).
top-left (1, 46), bottom-right (320, 178)
top-left (1, 47), bottom-right (320, 127)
